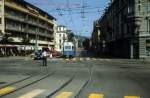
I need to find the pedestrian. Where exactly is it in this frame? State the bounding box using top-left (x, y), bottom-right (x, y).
top-left (42, 50), bottom-right (47, 66)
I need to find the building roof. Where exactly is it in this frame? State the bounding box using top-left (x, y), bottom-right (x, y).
top-left (16, 0), bottom-right (56, 20)
top-left (57, 25), bottom-right (67, 27)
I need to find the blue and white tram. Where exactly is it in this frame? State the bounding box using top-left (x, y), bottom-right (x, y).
top-left (63, 42), bottom-right (75, 58)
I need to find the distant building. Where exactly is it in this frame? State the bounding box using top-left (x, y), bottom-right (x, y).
top-left (55, 25), bottom-right (68, 52)
top-left (94, 0), bottom-right (150, 59)
top-left (0, 0), bottom-right (56, 56)
top-left (74, 35), bottom-right (86, 50)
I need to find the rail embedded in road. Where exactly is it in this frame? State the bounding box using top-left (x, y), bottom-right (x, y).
top-left (0, 72), bottom-right (55, 97)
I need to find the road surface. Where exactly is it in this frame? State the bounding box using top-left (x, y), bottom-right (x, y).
top-left (0, 57), bottom-right (150, 98)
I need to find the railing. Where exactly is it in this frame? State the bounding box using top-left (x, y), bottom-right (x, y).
top-left (139, 31), bottom-right (150, 36)
top-left (5, 13), bottom-right (26, 22)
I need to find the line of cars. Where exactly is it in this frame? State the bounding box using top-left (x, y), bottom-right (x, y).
top-left (31, 41), bottom-right (75, 60)
top-left (31, 48), bottom-right (62, 60)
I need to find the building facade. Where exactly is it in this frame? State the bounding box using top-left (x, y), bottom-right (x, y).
top-left (0, 0), bottom-right (56, 56)
top-left (91, 20), bottom-right (102, 56)
top-left (97, 0), bottom-right (150, 59)
top-left (55, 25), bottom-right (68, 52)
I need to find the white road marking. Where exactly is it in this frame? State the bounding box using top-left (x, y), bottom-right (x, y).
top-left (18, 89), bottom-right (46, 98)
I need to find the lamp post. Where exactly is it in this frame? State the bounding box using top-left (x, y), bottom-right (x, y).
top-left (35, 15), bottom-right (39, 52)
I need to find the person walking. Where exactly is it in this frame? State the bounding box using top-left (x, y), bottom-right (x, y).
top-left (42, 50), bottom-right (47, 66)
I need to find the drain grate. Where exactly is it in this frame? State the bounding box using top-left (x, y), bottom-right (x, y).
top-left (0, 82), bottom-right (7, 84)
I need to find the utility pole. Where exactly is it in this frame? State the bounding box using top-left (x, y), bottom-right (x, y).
top-left (35, 12), bottom-right (39, 52)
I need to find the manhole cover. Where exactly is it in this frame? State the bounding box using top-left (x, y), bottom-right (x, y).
top-left (0, 82), bottom-right (7, 84)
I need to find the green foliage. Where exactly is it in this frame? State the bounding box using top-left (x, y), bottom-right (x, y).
top-left (83, 38), bottom-right (90, 50)
top-left (68, 32), bottom-right (75, 42)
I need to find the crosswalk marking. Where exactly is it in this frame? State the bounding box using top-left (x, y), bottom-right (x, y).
top-left (80, 58), bottom-right (84, 61)
top-left (55, 92), bottom-right (73, 98)
top-left (18, 89), bottom-right (46, 98)
top-left (72, 58), bottom-right (76, 61)
top-left (124, 96), bottom-right (140, 98)
top-left (88, 93), bottom-right (104, 98)
top-left (0, 86), bottom-right (16, 95)
top-left (86, 57), bottom-right (90, 61)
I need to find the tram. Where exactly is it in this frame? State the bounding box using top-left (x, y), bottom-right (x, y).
top-left (63, 42), bottom-right (75, 58)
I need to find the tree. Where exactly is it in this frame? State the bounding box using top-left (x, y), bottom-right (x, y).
top-left (82, 38), bottom-right (90, 50)
top-left (68, 32), bottom-right (75, 42)
top-left (0, 33), bottom-right (13, 56)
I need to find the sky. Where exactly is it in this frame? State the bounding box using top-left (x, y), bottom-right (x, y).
top-left (25, 0), bottom-right (109, 37)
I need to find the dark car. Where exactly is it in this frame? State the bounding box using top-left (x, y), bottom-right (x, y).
top-left (34, 50), bottom-right (43, 60)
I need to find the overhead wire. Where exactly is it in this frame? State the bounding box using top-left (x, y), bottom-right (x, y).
top-left (66, 0), bottom-right (79, 35)
top-left (26, 0), bottom-right (103, 37)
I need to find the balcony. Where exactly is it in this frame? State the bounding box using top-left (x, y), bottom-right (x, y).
top-left (5, 2), bottom-right (28, 13)
top-left (47, 28), bottom-right (53, 32)
top-left (38, 33), bottom-right (47, 37)
top-left (5, 13), bottom-right (26, 23)
top-left (28, 29), bottom-right (36, 34)
top-left (27, 21), bottom-right (38, 26)
top-left (139, 31), bottom-right (150, 37)
top-left (5, 24), bottom-right (26, 33)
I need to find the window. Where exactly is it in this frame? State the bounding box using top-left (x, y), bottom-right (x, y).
top-left (128, 0), bottom-right (134, 13)
top-left (138, 0), bottom-right (141, 13)
top-left (59, 39), bottom-right (61, 43)
top-left (65, 46), bottom-right (71, 49)
top-left (61, 27), bottom-right (63, 31)
top-left (148, 0), bottom-right (150, 13)
top-left (0, 18), bottom-right (1, 24)
top-left (72, 46), bottom-right (74, 50)
top-left (146, 40), bottom-right (150, 56)
top-left (146, 47), bottom-right (150, 56)
top-left (0, 5), bottom-right (1, 12)
top-left (63, 34), bottom-right (65, 38)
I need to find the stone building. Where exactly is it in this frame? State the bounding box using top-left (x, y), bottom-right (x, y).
top-left (55, 25), bottom-right (68, 52)
top-left (91, 20), bottom-right (102, 56)
top-left (98, 0), bottom-right (150, 59)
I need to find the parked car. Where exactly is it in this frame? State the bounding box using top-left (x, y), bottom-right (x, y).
top-left (30, 50), bottom-right (43, 60)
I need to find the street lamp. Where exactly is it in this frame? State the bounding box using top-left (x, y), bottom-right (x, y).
top-left (35, 14), bottom-right (39, 52)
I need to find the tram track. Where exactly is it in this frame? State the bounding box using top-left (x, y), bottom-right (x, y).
top-left (0, 72), bottom-right (39, 89)
top-left (45, 72), bottom-right (76, 98)
top-left (48, 70), bottom-right (90, 98)
top-left (1, 70), bottom-right (77, 98)
top-left (0, 71), bottom-right (55, 97)
top-left (0, 66), bottom-right (89, 98)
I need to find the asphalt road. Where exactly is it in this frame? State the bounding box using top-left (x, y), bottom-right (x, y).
top-left (0, 57), bottom-right (150, 98)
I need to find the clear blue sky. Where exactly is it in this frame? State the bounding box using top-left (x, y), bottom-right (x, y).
top-left (25, 0), bottom-right (109, 37)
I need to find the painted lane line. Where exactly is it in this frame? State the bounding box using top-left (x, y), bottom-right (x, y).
top-left (18, 89), bottom-right (46, 98)
top-left (0, 86), bottom-right (16, 95)
top-left (88, 93), bottom-right (104, 98)
top-left (55, 92), bottom-right (73, 98)
top-left (124, 96), bottom-right (140, 98)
